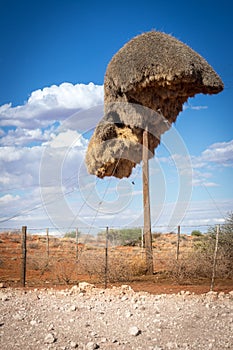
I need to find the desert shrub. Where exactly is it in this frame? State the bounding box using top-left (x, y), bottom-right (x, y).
top-left (168, 250), bottom-right (213, 284)
top-left (28, 243), bottom-right (39, 249)
top-left (78, 252), bottom-right (105, 281)
top-left (168, 214), bottom-right (233, 283)
top-left (10, 237), bottom-right (20, 243)
top-left (27, 254), bottom-right (50, 274)
top-left (107, 253), bottom-right (147, 282)
top-left (195, 213), bottom-right (233, 278)
top-left (50, 238), bottom-right (62, 248)
top-left (78, 249), bottom-right (147, 283)
top-left (53, 259), bottom-right (79, 285)
top-left (152, 232), bottom-right (161, 239)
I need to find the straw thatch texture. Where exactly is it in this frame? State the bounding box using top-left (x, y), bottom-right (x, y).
top-left (86, 31), bottom-right (223, 179)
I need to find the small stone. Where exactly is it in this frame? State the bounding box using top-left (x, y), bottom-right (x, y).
top-left (100, 337), bottom-right (107, 343)
top-left (218, 292), bottom-right (225, 298)
top-left (70, 341), bottom-right (78, 348)
top-left (121, 285), bottom-right (133, 291)
top-left (70, 305), bottom-right (77, 311)
top-left (79, 282), bottom-right (95, 292)
top-left (30, 320), bottom-right (37, 326)
top-left (44, 333), bottom-right (56, 344)
top-left (86, 341), bottom-right (99, 350)
top-left (125, 311), bottom-right (132, 318)
top-left (48, 323), bottom-right (54, 331)
top-left (13, 313), bottom-right (24, 321)
top-left (69, 285), bottom-right (80, 295)
top-left (0, 293), bottom-right (9, 302)
top-left (0, 283), bottom-right (5, 288)
top-left (90, 331), bottom-right (98, 337)
top-left (129, 326), bottom-right (141, 336)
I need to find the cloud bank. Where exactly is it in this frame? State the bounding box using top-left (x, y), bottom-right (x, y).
top-left (0, 82), bottom-right (104, 130)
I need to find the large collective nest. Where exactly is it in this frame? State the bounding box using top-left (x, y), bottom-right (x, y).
top-left (85, 31), bottom-right (223, 179)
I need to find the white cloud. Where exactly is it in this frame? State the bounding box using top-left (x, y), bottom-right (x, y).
top-left (0, 130), bottom-right (88, 191)
top-left (169, 138), bottom-right (233, 171)
top-left (0, 82), bottom-right (104, 129)
top-left (48, 129), bottom-right (88, 149)
top-left (0, 194), bottom-right (20, 204)
top-left (0, 146), bottom-right (42, 189)
top-left (183, 103), bottom-right (208, 111)
top-left (199, 140), bottom-right (233, 166)
top-left (158, 139), bottom-right (233, 189)
top-left (28, 82), bottom-right (103, 109)
top-left (0, 127), bottom-right (57, 147)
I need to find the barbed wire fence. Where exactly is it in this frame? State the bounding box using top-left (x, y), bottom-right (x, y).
top-left (0, 223), bottom-right (232, 291)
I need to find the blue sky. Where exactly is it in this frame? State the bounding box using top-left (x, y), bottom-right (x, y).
top-left (0, 0), bottom-right (232, 234)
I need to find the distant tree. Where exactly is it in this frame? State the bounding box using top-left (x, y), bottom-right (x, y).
top-left (64, 231), bottom-right (75, 238)
top-left (191, 230), bottom-right (203, 237)
top-left (64, 231), bottom-right (81, 239)
top-left (98, 227), bottom-right (141, 246)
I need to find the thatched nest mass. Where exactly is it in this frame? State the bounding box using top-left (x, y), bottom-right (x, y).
top-left (86, 31), bottom-right (223, 179)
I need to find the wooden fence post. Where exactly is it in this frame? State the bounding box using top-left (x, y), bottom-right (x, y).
top-left (210, 224), bottom-right (220, 291)
top-left (104, 227), bottom-right (109, 289)
top-left (21, 226), bottom-right (27, 287)
top-left (76, 228), bottom-right (79, 260)
top-left (176, 225), bottom-right (181, 260)
top-left (46, 228), bottom-right (49, 262)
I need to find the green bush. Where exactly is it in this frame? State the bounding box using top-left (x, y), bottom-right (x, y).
top-left (191, 230), bottom-right (203, 237)
top-left (64, 231), bottom-right (76, 238)
top-left (98, 227), bottom-right (141, 246)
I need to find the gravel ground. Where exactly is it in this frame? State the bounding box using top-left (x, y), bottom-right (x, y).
top-left (0, 282), bottom-right (233, 350)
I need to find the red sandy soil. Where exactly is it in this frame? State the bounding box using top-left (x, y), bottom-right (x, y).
top-left (0, 232), bottom-right (232, 294)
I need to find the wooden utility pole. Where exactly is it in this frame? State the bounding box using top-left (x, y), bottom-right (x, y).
top-left (142, 128), bottom-right (153, 274)
top-left (21, 226), bottom-right (27, 287)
